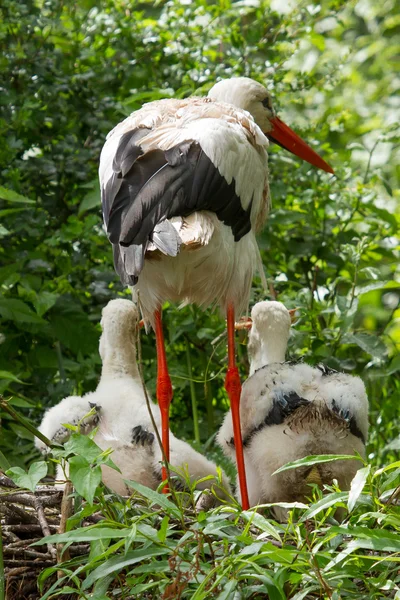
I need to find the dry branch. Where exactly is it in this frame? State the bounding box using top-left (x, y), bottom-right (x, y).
top-left (0, 474), bottom-right (90, 600)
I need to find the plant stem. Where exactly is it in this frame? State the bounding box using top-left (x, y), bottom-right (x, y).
top-left (185, 338), bottom-right (200, 444)
top-left (0, 396), bottom-right (53, 449)
top-left (202, 353), bottom-right (215, 435)
top-left (0, 521), bottom-right (4, 600)
top-left (54, 341), bottom-right (66, 383)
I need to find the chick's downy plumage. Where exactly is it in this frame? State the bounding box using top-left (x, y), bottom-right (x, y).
top-left (218, 300), bottom-right (369, 520)
top-left (37, 299), bottom-right (231, 500)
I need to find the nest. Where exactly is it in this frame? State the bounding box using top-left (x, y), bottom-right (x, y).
top-left (0, 474), bottom-right (94, 600)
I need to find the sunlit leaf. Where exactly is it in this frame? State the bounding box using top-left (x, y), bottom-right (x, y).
top-left (0, 186), bottom-right (35, 204)
top-left (273, 454), bottom-right (362, 475)
top-left (6, 461), bottom-right (48, 492)
top-left (68, 455), bottom-right (102, 505)
top-left (348, 465), bottom-right (371, 512)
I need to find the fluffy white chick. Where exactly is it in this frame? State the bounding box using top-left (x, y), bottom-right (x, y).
top-left (36, 299), bottom-right (230, 500)
top-left (218, 300), bottom-right (369, 520)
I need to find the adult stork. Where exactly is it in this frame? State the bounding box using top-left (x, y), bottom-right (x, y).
top-left (99, 77), bottom-right (333, 509)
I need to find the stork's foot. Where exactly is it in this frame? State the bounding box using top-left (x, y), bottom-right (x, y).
top-left (131, 425), bottom-right (155, 448)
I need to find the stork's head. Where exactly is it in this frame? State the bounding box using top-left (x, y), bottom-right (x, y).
top-left (250, 300), bottom-right (292, 338)
top-left (246, 301), bottom-right (292, 372)
top-left (99, 298), bottom-right (139, 361)
top-left (208, 77), bottom-right (334, 174)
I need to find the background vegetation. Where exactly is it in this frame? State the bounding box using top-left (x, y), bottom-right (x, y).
top-left (1, 0), bottom-right (399, 598)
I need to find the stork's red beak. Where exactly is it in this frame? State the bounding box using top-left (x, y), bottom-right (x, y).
top-left (267, 116), bottom-right (334, 174)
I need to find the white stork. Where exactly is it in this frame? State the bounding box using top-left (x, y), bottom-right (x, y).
top-left (99, 77), bottom-right (334, 509)
top-left (218, 301), bottom-right (369, 519)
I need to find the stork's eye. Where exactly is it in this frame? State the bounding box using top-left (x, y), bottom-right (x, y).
top-left (262, 97), bottom-right (272, 110)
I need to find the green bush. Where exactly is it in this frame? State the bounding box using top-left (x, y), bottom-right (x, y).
top-left (1, 0), bottom-right (399, 597)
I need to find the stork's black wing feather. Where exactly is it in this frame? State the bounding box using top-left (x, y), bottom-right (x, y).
top-left (101, 128), bottom-right (252, 285)
top-left (331, 399), bottom-right (365, 443)
top-left (241, 391), bottom-right (310, 447)
top-left (317, 364), bottom-right (338, 377)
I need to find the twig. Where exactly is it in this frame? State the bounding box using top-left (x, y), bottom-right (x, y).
top-left (4, 559), bottom-right (53, 568)
top-left (57, 481), bottom-right (73, 571)
top-left (202, 354), bottom-right (215, 435)
top-left (0, 475), bottom-right (17, 489)
top-left (2, 524), bottom-right (59, 534)
top-left (3, 567), bottom-right (29, 577)
top-left (3, 548), bottom-right (52, 560)
top-left (0, 522), bottom-right (4, 600)
top-left (384, 485), bottom-right (400, 507)
top-left (1, 503), bottom-right (39, 525)
top-left (6, 539), bottom-right (41, 549)
top-left (268, 279), bottom-right (278, 300)
top-left (33, 497), bottom-right (57, 559)
top-left (305, 529), bottom-right (332, 599)
top-left (0, 493), bottom-right (61, 508)
top-left (185, 338), bottom-right (200, 444)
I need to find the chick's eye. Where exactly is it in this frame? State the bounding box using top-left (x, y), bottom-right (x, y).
top-left (262, 97), bottom-right (271, 110)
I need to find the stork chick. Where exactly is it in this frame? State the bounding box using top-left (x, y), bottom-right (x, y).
top-left (217, 301), bottom-right (368, 520)
top-left (36, 299), bottom-right (231, 501)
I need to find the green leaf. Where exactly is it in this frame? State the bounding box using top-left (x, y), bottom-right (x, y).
top-left (384, 436), bottom-right (400, 451)
top-left (68, 455), bottom-right (102, 505)
top-left (0, 208), bottom-right (28, 217)
top-left (33, 292), bottom-right (58, 317)
top-left (49, 301), bottom-right (98, 355)
top-left (78, 180), bottom-right (100, 215)
top-left (0, 371), bottom-right (25, 384)
top-left (373, 461), bottom-right (400, 477)
top-left (300, 492), bottom-right (348, 521)
top-left (32, 527), bottom-right (137, 545)
top-left (6, 461), bottom-right (48, 492)
top-left (62, 433), bottom-right (120, 472)
top-left (345, 332), bottom-right (387, 359)
top-left (0, 450), bottom-right (11, 471)
top-left (124, 524), bottom-right (138, 554)
top-left (63, 434), bottom-right (104, 463)
top-left (216, 580), bottom-right (237, 600)
top-left (82, 547), bottom-right (170, 590)
top-left (0, 186), bottom-right (35, 204)
top-left (348, 465), bottom-right (371, 512)
top-left (328, 526), bottom-right (400, 553)
top-left (387, 354), bottom-right (400, 375)
top-left (0, 297), bottom-right (46, 325)
top-left (157, 515), bottom-right (169, 543)
top-left (0, 224), bottom-right (10, 237)
top-left (241, 510), bottom-right (282, 542)
top-left (124, 480), bottom-right (180, 516)
top-left (273, 454), bottom-right (362, 475)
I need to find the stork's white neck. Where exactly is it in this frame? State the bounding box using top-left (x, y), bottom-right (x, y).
top-left (248, 330), bottom-right (288, 376)
top-left (100, 341), bottom-right (140, 381)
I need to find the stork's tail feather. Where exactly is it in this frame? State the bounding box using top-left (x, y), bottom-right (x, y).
top-left (150, 218), bottom-right (182, 257)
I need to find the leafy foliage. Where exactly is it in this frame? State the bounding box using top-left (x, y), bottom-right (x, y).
top-left (23, 454), bottom-right (399, 599)
top-left (1, 0), bottom-right (399, 597)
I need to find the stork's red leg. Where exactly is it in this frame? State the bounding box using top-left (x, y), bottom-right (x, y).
top-left (225, 304), bottom-right (250, 510)
top-left (154, 308), bottom-right (173, 487)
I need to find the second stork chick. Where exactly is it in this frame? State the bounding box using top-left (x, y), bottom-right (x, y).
top-left (217, 301), bottom-right (368, 519)
top-left (36, 299), bottom-right (230, 500)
